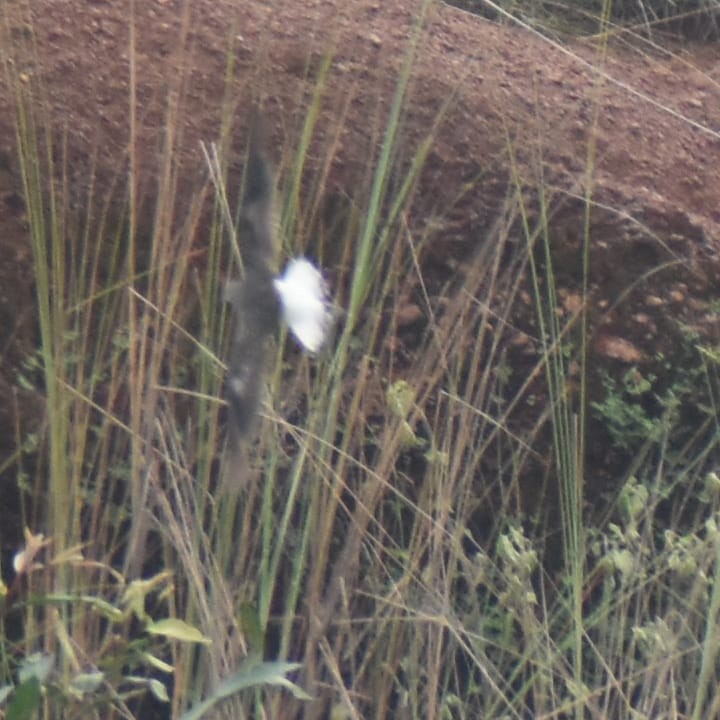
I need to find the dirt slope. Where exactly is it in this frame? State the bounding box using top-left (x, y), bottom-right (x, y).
top-left (1, 0), bottom-right (718, 507)
top-left (2, 0), bottom-right (719, 230)
top-left (1, 0), bottom-right (717, 438)
top-left (0, 3), bottom-right (717, 460)
top-left (0, 0), bottom-right (720, 486)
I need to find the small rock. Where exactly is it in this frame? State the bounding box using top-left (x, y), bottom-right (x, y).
top-left (562, 292), bottom-right (583, 315)
top-left (510, 331), bottom-right (531, 348)
top-left (396, 303), bottom-right (423, 327)
top-left (594, 335), bottom-right (643, 363)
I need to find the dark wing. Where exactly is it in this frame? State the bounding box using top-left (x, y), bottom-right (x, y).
top-left (224, 134), bottom-right (281, 444)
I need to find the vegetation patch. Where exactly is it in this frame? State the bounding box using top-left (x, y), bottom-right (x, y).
top-left (1, 1), bottom-right (719, 718)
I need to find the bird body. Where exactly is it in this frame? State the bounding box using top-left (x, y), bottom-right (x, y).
top-left (224, 126), bottom-right (332, 443)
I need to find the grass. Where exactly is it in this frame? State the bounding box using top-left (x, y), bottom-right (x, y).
top-left (451, 0), bottom-right (720, 40)
top-left (1, 0), bottom-right (720, 718)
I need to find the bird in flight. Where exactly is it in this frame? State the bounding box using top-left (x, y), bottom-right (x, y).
top-left (224, 133), bottom-right (332, 443)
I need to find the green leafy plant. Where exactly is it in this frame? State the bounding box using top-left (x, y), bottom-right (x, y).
top-left (0, 532), bottom-right (209, 716)
top-left (592, 368), bottom-right (661, 450)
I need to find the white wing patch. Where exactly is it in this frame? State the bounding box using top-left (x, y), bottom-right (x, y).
top-left (273, 258), bottom-right (333, 353)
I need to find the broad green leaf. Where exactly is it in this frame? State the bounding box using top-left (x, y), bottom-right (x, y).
top-left (141, 652), bottom-right (174, 674)
top-left (70, 671), bottom-right (104, 695)
top-left (148, 679), bottom-right (170, 703)
top-left (124, 676), bottom-right (168, 703)
top-left (87, 596), bottom-right (125, 622)
top-left (179, 661), bottom-right (310, 720)
top-left (146, 618), bottom-right (211, 644)
top-left (6, 677), bottom-right (41, 720)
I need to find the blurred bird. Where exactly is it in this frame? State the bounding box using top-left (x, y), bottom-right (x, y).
top-left (224, 132), bottom-right (332, 443)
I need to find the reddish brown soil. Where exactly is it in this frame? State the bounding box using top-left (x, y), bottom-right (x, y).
top-left (1, 0), bottom-right (718, 349)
